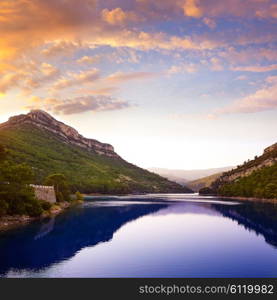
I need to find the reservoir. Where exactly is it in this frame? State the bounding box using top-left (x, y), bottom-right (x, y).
top-left (1, 194), bottom-right (277, 277)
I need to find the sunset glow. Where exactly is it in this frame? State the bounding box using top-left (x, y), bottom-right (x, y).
top-left (0, 0), bottom-right (276, 169)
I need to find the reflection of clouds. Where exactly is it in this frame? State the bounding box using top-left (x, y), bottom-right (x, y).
top-left (84, 201), bottom-right (168, 207)
top-left (152, 203), bottom-right (220, 217)
top-left (85, 194), bottom-right (240, 218)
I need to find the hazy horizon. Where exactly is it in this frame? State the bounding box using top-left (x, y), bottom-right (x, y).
top-left (0, 0), bottom-right (276, 169)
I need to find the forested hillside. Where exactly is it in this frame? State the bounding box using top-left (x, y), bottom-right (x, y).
top-left (0, 114), bottom-right (192, 194)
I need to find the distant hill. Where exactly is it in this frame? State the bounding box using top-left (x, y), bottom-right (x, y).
top-left (0, 110), bottom-right (193, 194)
top-left (148, 166), bottom-right (233, 185)
top-left (208, 143), bottom-right (277, 199)
top-left (187, 172), bottom-right (223, 192)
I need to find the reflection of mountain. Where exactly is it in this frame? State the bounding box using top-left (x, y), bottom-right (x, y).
top-left (1, 197), bottom-right (277, 277)
top-left (0, 203), bottom-right (167, 276)
top-left (214, 202), bottom-right (277, 248)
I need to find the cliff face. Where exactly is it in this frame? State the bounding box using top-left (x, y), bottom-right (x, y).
top-left (0, 110), bottom-right (118, 158)
top-left (212, 143), bottom-right (277, 190)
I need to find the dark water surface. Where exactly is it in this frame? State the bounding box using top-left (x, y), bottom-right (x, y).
top-left (1, 194), bottom-right (277, 277)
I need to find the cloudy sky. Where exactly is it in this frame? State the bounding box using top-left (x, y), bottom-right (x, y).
top-left (0, 0), bottom-right (276, 169)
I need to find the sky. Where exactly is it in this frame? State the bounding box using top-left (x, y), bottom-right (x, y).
top-left (0, 0), bottom-right (276, 170)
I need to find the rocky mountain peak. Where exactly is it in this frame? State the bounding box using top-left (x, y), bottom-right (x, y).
top-left (29, 109), bottom-right (56, 120)
top-left (0, 110), bottom-right (119, 158)
top-left (264, 143), bottom-right (277, 154)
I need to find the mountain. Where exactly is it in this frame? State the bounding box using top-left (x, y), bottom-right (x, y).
top-left (148, 166), bottom-right (233, 185)
top-left (0, 110), bottom-right (193, 194)
top-left (186, 172), bottom-right (224, 192)
top-left (207, 143), bottom-right (277, 199)
top-left (0, 110), bottom-right (117, 158)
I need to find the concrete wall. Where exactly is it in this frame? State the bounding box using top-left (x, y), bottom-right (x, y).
top-left (30, 185), bottom-right (56, 203)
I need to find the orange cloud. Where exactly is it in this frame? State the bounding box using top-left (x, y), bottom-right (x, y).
top-left (52, 69), bottom-right (101, 91)
top-left (106, 71), bottom-right (158, 83)
top-left (101, 7), bottom-right (139, 25)
top-left (0, 0), bottom-right (275, 101)
top-left (0, 0), bottom-right (275, 66)
top-left (22, 63), bottom-right (60, 92)
top-left (0, 73), bottom-right (24, 93)
top-left (77, 55), bottom-right (101, 64)
top-left (51, 70), bottom-right (159, 95)
top-left (0, 0), bottom-right (233, 60)
top-left (74, 87), bottom-right (119, 96)
top-left (26, 95), bottom-right (132, 115)
top-left (42, 41), bottom-right (85, 57)
top-left (183, 0), bottom-right (202, 18)
top-left (88, 29), bottom-right (222, 51)
top-left (0, 0), bottom-right (101, 65)
top-left (41, 63), bottom-right (59, 77)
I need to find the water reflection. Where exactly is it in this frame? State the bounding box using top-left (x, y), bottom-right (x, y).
top-left (214, 201), bottom-right (277, 248)
top-left (0, 195), bottom-right (277, 277)
top-left (0, 201), bottom-right (167, 276)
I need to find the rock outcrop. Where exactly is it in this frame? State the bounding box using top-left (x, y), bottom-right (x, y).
top-left (212, 143), bottom-right (277, 190)
top-left (0, 110), bottom-right (119, 158)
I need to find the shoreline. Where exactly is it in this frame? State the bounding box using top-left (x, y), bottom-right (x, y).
top-left (0, 201), bottom-right (82, 233)
top-left (1, 194), bottom-right (276, 233)
top-left (220, 196), bottom-right (277, 204)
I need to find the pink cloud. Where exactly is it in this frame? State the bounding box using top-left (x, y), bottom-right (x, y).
top-left (231, 64), bottom-right (277, 72)
top-left (26, 95), bottom-right (132, 115)
top-left (212, 80), bottom-right (277, 116)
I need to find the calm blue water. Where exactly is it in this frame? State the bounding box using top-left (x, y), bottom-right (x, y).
top-left (1, 194), bottom-right (277, 278)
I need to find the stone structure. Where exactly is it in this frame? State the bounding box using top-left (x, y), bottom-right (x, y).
top-left (30, 184), bottom-right (56, 203)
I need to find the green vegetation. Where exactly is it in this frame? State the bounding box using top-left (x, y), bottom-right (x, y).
top-left (0, 145), bottom-right (43, 217)
top-left (188, 172), bottom-right (223, 192)
top-left (223, 146), bottom-right (277, 177)
top-left (0, 124), bottom-right (191, 194)
top-left (218, 164), bottom-right (277, 199)
top-left (45, 174), bottom-right (70, 202)
top-left (198, 187), bottom-right (216, 195)
top-left (75, 191), bottom-right (84, 202)
top-left (0, 144), bottom-right (70, 218)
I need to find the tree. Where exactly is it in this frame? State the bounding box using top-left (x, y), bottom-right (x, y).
top-left (0, 144), bottom-right (7, 161)
top-left (0, 162), bottom-right (34, 185)
top-left (264, 183), bottom-right (277, 199)
top-left (75, 191), bottom-right (84, 201)
top-left (199, 187), bottom-right (215, 195)
top-left (44, 174), bottom-right (70, 202)
top-left (218, 164), bottom-right (277, 199)
top-left (0, 160), bottom-right (43, 217)
top-left (0, 199), bottom-right (8, 216)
